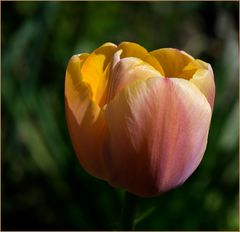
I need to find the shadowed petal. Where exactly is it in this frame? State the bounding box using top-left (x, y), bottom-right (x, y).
top-left (65, 54), bottom-right (108, 180)
top-left (117, 42), bottom-right (165, 75)
top-left (150, 48), bottom-right (194, 77)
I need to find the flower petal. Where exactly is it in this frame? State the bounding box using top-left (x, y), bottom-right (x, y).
top-left (150, 48), bottom-right (194, 77)
top-left (81, 42), bottom-right (117, 106)
top-left (189, 60), bottom-right (215, 109)
top-left (107, 53), bottom-right (163, 101)
top-left (117, 42), bottom-right (165, 75)
top-left (104, 77), bottom-right (211, 196)
top-left (65, 54), bottom-right (108, 180)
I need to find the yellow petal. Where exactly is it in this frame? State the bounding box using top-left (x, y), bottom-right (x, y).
top-left (117, 42), bottom-right (165, 75)
top-left (189, 60), bottom-right (215, 109)
top-left (65, 54), bottom-right (108, 180)
top-left (65, 54), bottom-right (89, 112)
top-left (81, 42), bottom-right (117, 106)
top-left (150, 48), bottom-right (194, 77)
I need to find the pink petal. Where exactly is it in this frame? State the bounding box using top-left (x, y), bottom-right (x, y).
top-left (104, 77), bottom-right (212, 196)
top-left (107, 54), bottom-right (162, 102)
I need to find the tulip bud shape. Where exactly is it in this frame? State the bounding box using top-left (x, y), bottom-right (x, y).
top-left (65, 42), bottom-right (215, 197)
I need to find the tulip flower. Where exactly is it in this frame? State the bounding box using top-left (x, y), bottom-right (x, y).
top-left (65, 42), bottom-right (215, 197)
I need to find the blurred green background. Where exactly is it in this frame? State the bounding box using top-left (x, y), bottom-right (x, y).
top-left (2, 1), bottom-right (239, 231)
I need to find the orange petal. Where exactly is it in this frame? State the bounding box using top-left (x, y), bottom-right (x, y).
top-left (65, 54), bottom-right (108, 180)
top-left (150, 48), bottom-right (194, 77)
top-left (117, 42), bottom-right (165, 75)
top-left (81, 42), bottom-right (117, 106)
top-left (104, 77), bottom-right (211, 196)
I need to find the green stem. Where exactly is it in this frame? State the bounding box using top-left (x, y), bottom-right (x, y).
top-left (119, 191), bottom-right (138, 231)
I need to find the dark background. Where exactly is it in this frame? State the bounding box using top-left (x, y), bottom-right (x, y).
top-left (2, 1), bottom-right (239, 231)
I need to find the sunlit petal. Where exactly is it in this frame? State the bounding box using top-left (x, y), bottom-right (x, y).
top-left (65, 42), bottom-right (215, 197)
top-left (104, 77), bottom-right (211, 196)
top-left (107, 53), bottom-right (162, 101)
top-left (81, 42), bottom-right (117, 106)
top-left (190, 60), bottom-right (215, 109)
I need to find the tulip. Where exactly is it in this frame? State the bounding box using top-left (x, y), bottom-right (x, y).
top-left (65, 42), bottom-right (215, 197)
